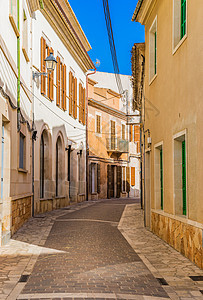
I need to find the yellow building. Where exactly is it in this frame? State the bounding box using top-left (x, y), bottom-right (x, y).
top-left (88, 76), bottom-right (140, 200)
top-left (132, 0), bottom-right (203, 268)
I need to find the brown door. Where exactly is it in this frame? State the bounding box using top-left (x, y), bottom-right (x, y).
top-left (117, 166), bottom-right (122, 198)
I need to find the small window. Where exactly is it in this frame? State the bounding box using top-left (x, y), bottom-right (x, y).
top-left (149, 17), bottom-right (157, 82)
top-left (56, 57), bottom-right (67, 110)
top-left (96, 115), bottom-right (101, 133)
top-left (19, 132), bottom-right (25, 169)
top-left (173, 0), bottom-right (187, 51)
top-left (129, 125), bottom-right (133, 142)
top-left (69, 70), bottom-right (77, 118)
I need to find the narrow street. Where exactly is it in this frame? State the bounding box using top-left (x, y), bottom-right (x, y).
top-left (0, 199), bottom-right (202, 300)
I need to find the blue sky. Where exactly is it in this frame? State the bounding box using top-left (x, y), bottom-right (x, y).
top-left (68, 0), bottom-right (145, 75)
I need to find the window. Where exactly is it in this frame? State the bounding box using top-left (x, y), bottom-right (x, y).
top-left (149, 17), bottom-right (157, 82)
top-left (111, 121), bottom-right (116, 150)
top-left (56, 56), bottom-right (67, 109)
top-left (154, 143), bottom-right (163, 210)
top-left (174, 133), bottom-right (187, 216)
top-left (40, 37), bottom-right (54, 101)
top-left (79, 83), bottom-right (86, 125)
top-left (19, 132), bottom-right (25, 169)
top-left (173, 0), bottom-right (187, 51)
top-left (69, 71), bottom-right (77, 118)
top-left (96, 115), bottom-right (101, 133)
top-left (22, 9), bottom-right (29, 62)
top-left (131, 167), bottom-right (135, 186)
top-left (129, 125), bottom-right (133, 142)
top-left (9, 0), bottom-right (19, 37)
top-left (122, 124), bottom-right (125, 140)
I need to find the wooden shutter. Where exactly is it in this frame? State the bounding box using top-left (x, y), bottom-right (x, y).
top-left (107, 164), bottom-right (111, 199)
top-left (89, 163), bottom-right (92, 194)
top-left (40, 37), bottom-right (46, 95)
top-left (130, 125), bottom-right (133, 142)
top-left (78, 83), bottom-right (82, 122)
top-left (69, 71), bottom-right (73, 115)
top-left (122, 124), bottom-right (125, 140)
top-left (182, 141), bottom-right (186, 215)
top-left (50, 48), bottom-right (54, 101)
top-left (63, 64), bottom-right (67, 110)
top-left (160, 149), bottom-right (163, 210)
top-left (116, 166), bottom-right (122, 198)
top-left (126, 166), bottom-right (130, 193)
top-left (122, 166), bottom-right (126, 192)
top-left (47, 47), bottom-right (50, 98)
top-left (97, 163), bottom-right (100, 194)
top-left (111, 121), bottom-right (115, 150)
top-left (131, 167), bottom-right (135, 186)
top-left (83, 88), bottom-right (86, 125)
top-left (56, 56), bottom-right (60, 106)
top-left (74, 77), bottom-right (77, 118)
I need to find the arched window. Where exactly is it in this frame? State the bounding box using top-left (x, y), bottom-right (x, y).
top-left (40, 130), bottom-right (49, 199)
top-left (56, 136), bottom-right (63, 197)
top-left (40, 134), bottom-right (44, 198)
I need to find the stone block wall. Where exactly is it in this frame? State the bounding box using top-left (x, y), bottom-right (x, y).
top-left (11, 196), bottom-right (31, 235)
top-left (151, 211), bottom-right (203, 269)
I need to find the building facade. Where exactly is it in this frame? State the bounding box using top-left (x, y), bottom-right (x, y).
top-left (88, 72), bottom-right (140, 200)
top-left (32, 0), bottom-right (94, 214)
top-left (0, 0), bottom-right (94, 246)
top-left (0, 0), bottom-right (33, 244)
top-left (132, 0), bottom-right (203, 268)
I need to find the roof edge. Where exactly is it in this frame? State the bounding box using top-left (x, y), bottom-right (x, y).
top-left (131, 0), bottom-right (144, 22)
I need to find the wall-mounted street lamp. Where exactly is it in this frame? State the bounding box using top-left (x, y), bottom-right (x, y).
top-left (33, 52), bottom-right (57, 80)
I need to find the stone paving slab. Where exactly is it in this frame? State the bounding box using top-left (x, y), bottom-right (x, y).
top-left (0, 199), bottom-right (202, 300)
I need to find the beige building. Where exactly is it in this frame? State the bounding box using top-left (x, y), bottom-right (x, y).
top-left (132, 0), bottom-right (203, 268)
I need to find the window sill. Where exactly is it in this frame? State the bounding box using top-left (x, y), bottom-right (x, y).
top-left (9, 15), bottom-right (20, 37)
top-left (149, 73), bottom-right (157, 86)
top-left (41, 93), bottom-right (53, 102)
top-left (172, 34), bottom-right (187, 55)
top-left (22, 47), bottom-right (30, 63)
top-left (91, 192), bottom-right (98, 195)
top-left (18, 168), bottom-right (28, 173)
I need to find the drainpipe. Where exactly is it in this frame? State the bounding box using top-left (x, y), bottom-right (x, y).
top-left (17, 0), bottom-right (21, 131)
top-left (86, 68), bottom-right (96, 201)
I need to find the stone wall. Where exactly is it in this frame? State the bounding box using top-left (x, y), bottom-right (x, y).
top-left (11, 196), bottom-right (31, 235)
top-left (37, 197), bottom-right (69, 214)
top-left (151, 211), bottom-right (203, 269)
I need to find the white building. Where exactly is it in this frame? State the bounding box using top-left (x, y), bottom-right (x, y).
top-left (32, 0), bottom-right (94, 214)
top-left (0, 0), bottom-right (94, 245)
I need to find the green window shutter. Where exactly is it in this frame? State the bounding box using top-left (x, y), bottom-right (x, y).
top-left (181, 0), bottom-right (186, 39)
top-left (154, 31), bottom-right (157, 75)
top-left (182, 141), bottom-right (187, 215)
top-left (160, 149), bottom-right (163, 210)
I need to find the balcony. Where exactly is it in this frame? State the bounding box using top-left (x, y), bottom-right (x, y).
top-left (106, 138), bottom-right (129, 154)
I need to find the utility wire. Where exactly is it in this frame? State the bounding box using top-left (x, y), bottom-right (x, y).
top-left (102, 0), bottom-right (124, 95)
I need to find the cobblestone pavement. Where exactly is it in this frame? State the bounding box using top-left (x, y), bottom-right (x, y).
top-left (0, 199), bottom-right (202, 300)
